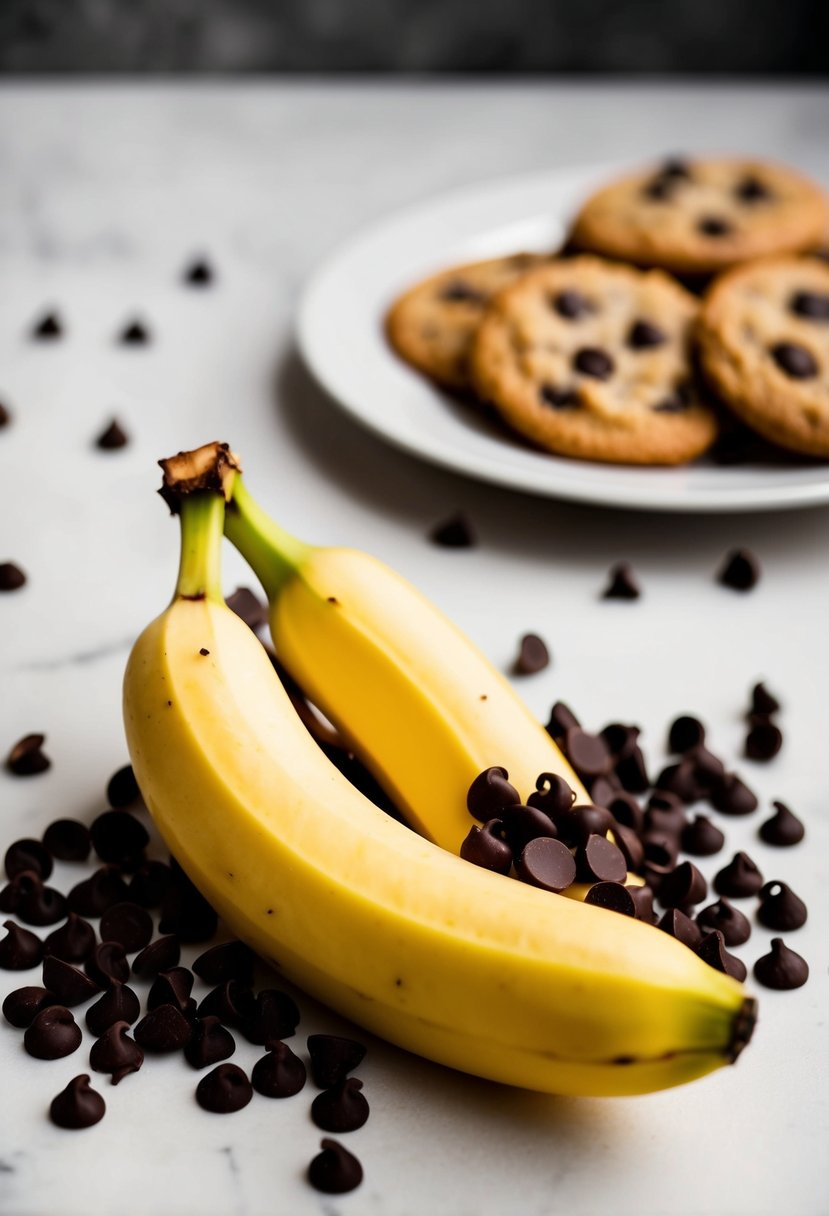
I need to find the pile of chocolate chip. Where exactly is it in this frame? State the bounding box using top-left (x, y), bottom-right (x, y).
top-left (460, 681), bottom-right (808, 991)
top-left (0, 761), bottom-right (366, 1195)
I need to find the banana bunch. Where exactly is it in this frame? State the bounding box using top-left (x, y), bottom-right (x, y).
top-left (123, 443), bottom-right (755, 1097)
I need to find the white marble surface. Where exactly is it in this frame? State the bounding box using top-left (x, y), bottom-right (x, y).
top-left (1, 82), bottom-right (828, 1216)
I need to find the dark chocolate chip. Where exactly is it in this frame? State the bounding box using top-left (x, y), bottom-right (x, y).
top-left (224, 588), bottom-right (268, 635)
top-left (559, 804), bottom-right (615, 849)
top-left (697, 930), bottom-right (747, 981)
top-left (311, 1077), bottom-right (369, 1133)
top-left (3, 985), bottom-right (56, 1028)
top-left (4, 872), bottom-right (68, 926)
top-left (696, 898), bottom-right (751, 946)
top-left (85, 942), bottom-right (130, 988)
top-left (49, 1075), bottom-right (106, 1129)
top-left (657, 908), bottom-right (702, 949)
top-left (588, 774), bottom-right (621, 808)
top-left (32, 311), bottom-right (62, 340)
top-left (429, 513), bottom-right (476, 549)
top-left (134, 1003), bottom-right (193, 1052)
top-left (661, 157), bottom-right (692, 179)
top-left (308, 1035), bottom-right (367, 1089)
top-left (539, 383), bottom-right (581, 409)
top-left (627, 883), bottom-right (656, 923)
top-left (85, 981), bottom-right (140, 1037)
top-left (251, 1041), bottom-right (306, 1097)
top-left (668, 715), bottom-right (705, 754)
top-left (753, 938), bottom-right (808, 989)
top-left (128, 860), bottom-right (173, 909)
top-left (758, 801), bottom-right (804, 847)
top-left (148, 966), bottom-right (195, 1014)
top-left (576, 834), bottom-right (627, 884)
top-left (770, 341), bottom-right (818, 379)
top-left (598, 723), bottom-right (637, 761)
top-left (68, 867), bottom-right (129, 917)
top-left (573, 347), bottom-right (614, 380)
top-left (527, 772), bottom-right (576, 822)
top-left (680, 815), bottom-right (725, 857)
top-left (714, 851), bottom-right (764, 898)
top-left (757, 881), bottom-right (807, 931)
top-left (0, 402), bottom-right (11, 428)
top-left (42, 819), bottom-right (90, 862)
top-left (552, 289), bottom-right (591, 319)
top-left (710, 773), bottom-right (758, 816)
top-left (0, 562), bottom-right (26, 591)
top-left (106, 764), bottom-right (140, 808)
top-left (195, 1062), bottom-right (253, 1113)
top-left (184, 1015), bottom-right (236, 1069)
top-left (439, 280), bottom-right (485, 304)
top-left (653, 762), bottom-right (701, 805)
top-left (183, 258), bottom-right (214, 286)
top-left (688, 745), bottom-right (726, 790)
top-left (192, 940), bottom-right (256, 986)
top-left (90, 810), bottom-right (149, 868)
top-left (466, 767), bottom-right (520, 821)
top-left (118, 319), bottom-right (150, 345)
top-left (240, 988), bottom-right (300, 1046)
top-left (6, 733), bottom-right (50, 776)
top-left (308, 1138), bottom-right (363, 1194)
top-left (565, 728), bottom-right (612, 779)
top-left (460, 820), bottom-right (513, 874)
top-left (515, 836), bottom-right (577, 893)
top-left (545, 701), bottom-right (581, 740)
top-left (628, 320), bottom-right (666, 349)
top-left (158, 874), bottom-right (218, 943)
top-left (606, 792), bottom-right (644, 834)
top-left (697, 216), bottom-right (733, 237)
top-left (43, 913), bottom-right (96, 964)
top-left (43, 955), bottom-right (100, 1006)
top-left (790, 290), bottom-right (829, 320)
top-left (90, 1020), bottom-right (144, 1084)
top-left (0, 919), bottom-right (44, 969)
top-left (601, 562), bottom-right (640, 601)
top-left (25, 1004), bottom-right (82, 1059)
top-left (132, 934), bottom-right (181, 978)
top-left (513, 633), bottom-right (550, 675)
top-left (642, 832), bottom-right (679, 871)
top-left (658, 860), bottom-right (708, 910)
top-left (613, 824), bottom-right (645, 873)
top-left (644, 793), bottom-right (687, 835)
top-left (584, 882), bottom-right (635, 916)
top-left (95, 419), bottom-right (129, 451)
top-left (643, 176), bottom-right (676, 201)
top-left (745, 720), bottom-right (783, 762)
top-left (734, 174), bottom-right (771, 203)
top-left (99, 903), bottom-right (153, 953)
top-left (718, 548), bottom-right (761, 592)
top-left (614, 745), bottom-right (649, 794)
top-left (750, 681), bottom-right (781, 716)
top-left (5, 838), bottom-right (52, 882)
top-left (197, 980), bottom-right (256, 1028)
top-left (501, 806), bottom-right (559, 854)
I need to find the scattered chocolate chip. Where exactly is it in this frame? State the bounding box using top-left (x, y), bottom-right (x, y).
top-left (661, 157), bottom-right (692, 179)
top-left (89, 810), bottom-right (149, 868)
top-left (615, 747), bottom-right (650, 794)
top-left (576, 834), bottom-right (627, 884)
top-left (653, 761), bottom-right (701, 805)
top-left (42, 819), bottom-right (90, 862)
top-left (184, 1016), bottom-right (236, 1070)
top-left (607, 792), bottom-right (644, 834)
top-left (158, 873), bottom-right (218, 943)
top-left (68, 867), bottom-right (129, 917)
top-left (308, 1138), bottom-right (363, 1194)
top-left (745, 719), bottom-right (783, 762)
top-left (43, 913), bottom-right (96, 964)
top-left (698, 216), bottom-right (733, 237)
top-left (502, 805), bottom-right (560, 854)
top-left (642, 831), bottom-right (679, 872)
top-left (85, 981), bottom-right (141, 1037)
top-left (460, 820), bottom-right (513, 874)
top-left (657, 908), bottom-right (702, 949)
top-left (95, 419), bottom-right (129, 451)
top-left (0, 562), bottom-right (26, 592)
top-left (688, 745), bottom-right (726, 790)
top-left (718, 548), bottom-right (760, 592)
top-left (5, 872), bottom-right (67, 926)
top-left (753, 938), bottom-right (808, 989)
top-left (440, 280), bottom-right (485, 304)
top-left (601, 562), bottom-right (640, 601)
top-left (643, 176), bottom-right (677, 201)
top-left (565, 728), bottom-right (612, 780)
top-left (545, 701), bottom-right (580, 741)
top-left (759, 801), bottom-right (804, 847)
top-left (734, 174), bottom-right (771, 203)
top-left (251, 1041), bottom-right (307, 1097)
top-left (31, 311), bottom-right (62, 340)
top-left (192, 940), bottom-right (255, 986)
top-left (0, 401), bottom-right (11, 428)
top-left (132, 934), bottom-right (181, 978)
top-left (770, 341), bottom-right (818, 379)
top-left (790, 290), bottom-right (829, 320)
top-left (311, 1077), bottom-right (369, 1133)
top-left (429, 513), bottom-right (476, 548)
top-left (513, 633), bottom-right (550, 675)
top-left (527, 772), bottom-right (576, 822)
top-left (710, 773), bottom-right (758, 816)
top-left (6, 733), bottom-right (50, 776)
top-left (644, 792), bottom-right (687, 835)
top-left (573, 347), bottom-right (614, 380)
top-left (25, 1004), bottom-right (82, 1059)
top-left (750, 681), bottom-right (781, 716)
top-left (5, 838), bottom-right (52, 882)
top-left (308, 1035), bottom-right (367, 1089)
top-left (697, 930), bottom-right (746, 981)
top-left (90, 1020), bottom-right (144, 1085)
top-left (85, 942), bottom-right (130, 988)
top-left (584, 882), bottom-right (635, 916)
top-left (598, 723), bottom-right (637, 761)
top-left (627, 883), bottom-right (656, 923)
top-left (99, 902), bottom-right (153, 953)
top-left (680, 815), bottom-right (725, 857)
top-left (697, 898), bottom-right (751, 946)
top-left (539, 383), bottom-right (581, 409)
top-left (134, 1003), bottom-right (193, 1052)
top-left (668, 715), bottom-right (705, 754)
top-left (757, 881), bottom-right (807, 931)
top-left (198, 980), bottom-right (256, 1028)
top-left (240, 988), bottom-right (300, 1046)
top-left (148, 966), bottom-right (195, 1014)
top-left (588, 774), bottom-right (620, 809)
top-left (3, 986), bottom-right (56, 1028)
top-left (552, 289), bottom-right (591, 319)
top-left (128, 860), bottom-right (173, 909)
top-left (714, 851), bottom-right (764, 898)
top-left (49, 1075), bottom-right (106, 1129)
top-left (613, 823), bottom-right (645, 872)
top-left (42, 956), bottom-right (100, 1006)
top-left (466, 767), bottom-right (520, 821)
top-left (658, 861), bottom-right (708, 910)
top-left (515, 836), bottom-right (576, 893)
top-left (183, 258), bottom-right (214, 287)
top-left (628, 320), bottom-right (666, 349)
top-left (0, 919), bottom-right (44, 969)
top-left (196, 1062), bottom-right (253, 1113)
top-left (106, 764), bottom-right (140, 808)
top-left (118, 320), bottom-right (150, 346)
top-left (559, 804), bottom-right (614, 848)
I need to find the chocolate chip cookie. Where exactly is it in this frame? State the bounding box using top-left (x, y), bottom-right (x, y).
top-left (470, 256), bottom-right (719, 465)
top-left (570, 158), bottom-right (828, 276)
top-left (698, 256), bottom-right (829, 456)
top-left (386, 253), bottom-right (547, 390)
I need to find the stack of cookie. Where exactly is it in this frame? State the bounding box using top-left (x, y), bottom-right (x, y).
top-left (386, 157), bottom-right (829, 466)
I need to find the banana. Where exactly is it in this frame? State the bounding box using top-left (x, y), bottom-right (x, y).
top-left (224, 479), bottom-right (587, 853)
top-left (123, 445), bottom-right (755, 1097)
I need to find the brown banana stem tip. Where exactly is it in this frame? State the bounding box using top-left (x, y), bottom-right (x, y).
top-left (158, 441), bottom-right (242, 513)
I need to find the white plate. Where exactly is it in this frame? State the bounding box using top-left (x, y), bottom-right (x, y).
top-left (296, 162), bottom-right (829, 513)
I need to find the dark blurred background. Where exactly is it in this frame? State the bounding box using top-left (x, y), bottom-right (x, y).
top-left (1, 0), bottom-right (827, 74)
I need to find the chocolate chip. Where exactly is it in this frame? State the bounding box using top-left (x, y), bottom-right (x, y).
top-left (513, 633), bottom-right (550, 675)
top-left (0, 562), bottom-right (26, 592)
top-left (790, 290), bottom-right (829, 320)
top-left (106, 764), bottom-right (140, 808)
top-left (745, 719), bottom-right (783, 762)
top-left (68, 867), bottom-right (129, 917)
top-left (85, 981), bottom-right (141, 1037)
top-left (43, 913), bottom-right (96, 964)
top-left (661, 157), bottom-right (692, 179)
top-left (697, 216), bottom-right (733, 237)
top-left (198, 980), bottom-right (256, 1028)
top-left (251, 1041), bottom-right (307, 1097)
top-left (183, 258), bottom-right (214, 286)
top-left (714, 851), bottom-right (764, 898)
top-left (565, 728), bottom-right (612, 780)
top-left (657, 908), bottom-right (702, 949)
top-left (628, 320), bottom-right (666, 349)
top-left (4, 872), bottom-right (67, 926)
top-left (559, 804), bottom-right (615, 848)
top-left (192, 940), bottom-right (255, 986)
top-left (539, 384), bottom-right (581, 409)
top-left (25, 1004), bottom-right (82, 1059)
top-left (225, 587), bottom-right (268, 634)
top-left (311, 1077), bottom-right (369, 1133)
top-left (466, 767), bottom-right (520, 821)
top-left (759, 801), bottom-right (804, 847)
top-left (573, 347), bottom-right (614, 380)
top-left (696, 930), bottom-right (746, 981)
top-left (32, 311), bottom-right (62, 340)
top-left (429, 513), bottom-right (476, 548)
top-left (502, 805), bottom-right (560, 854)
top-left (696, 898), bottom-right (751, 946)
top-left (606, 792), bottom-right (644, 833)
top-left (50, 1075), bottom-right (106, 1129)
top-left (527, 772), bottom-right (576, 822)
top-left (43, 955), bottom-right (100, 1006)
top-left (734, 174), bottom-right (771, 203)
top-left (118, 319), bottom-right (150, 345)
top-left (545, 701), bottom-right (581, 741)
top-left (644, 792), bottom-right (687, 835)
top-left (642, 832), bottom-right (679, 871)
top-left (195, 1062), bottom-right (253, 1113)
top-left (658, 860), bottom-right (708, 910)
top-left (710, 773), bottom-right (758, 816)
top-left (6, 733), bottom-right (50, 776)
top-left (750, 681), bottom-right (781, 716)
top-left (128, 860), bottom-right (173, 909)
top-left (90, 1020), bottom-right (144, 1085)
top-left (613, 824), bottom-right (645, 873)
top-left (680, 815), bottom-right (725, 857)
top-left (0, 402), bottom-right (11, 428)
top-left (135, 1003), bottom-right (193, 1052)
top-left (584, 882), bottom-right (635, 916)
top-left (0, 919), bottom-right (44, 969)
top-left (598, 723), bottom-right (637, 761)
top-left (460, 820), bottom-right (513, 874)
top-left (753, 938), bottom-right (808, 989)
top-left (757, 881), bottom-right (807, 931)
top-left (95, 419), bottom-right (129, 451)
top-left (576, 834), bottom-right (627, 884)
top-left (308, 1139), bottom-right (363, 1194)
top-left (85, 942), bottom-right (130, 988)
top-left (601, 562), bottom-right (640, 601)
top-left (643, 176), bottom-right (677, 201)
top-left (718, 548), bottom-right (761, 592)
top-left (158, 873), bottom-right (218, 943)
top-left (515, 836), bottom-right (577, 892)
top-left (5, 838), bottom-right (52, 882)
top-left (184, 1016), bottom-right (236, 1069)
top-left (615, 747), bottom-right (650, 794)
top-left (90, 810), bottom-right (149, 868)
top-left (148, 966), bottom-right (195, 1014)
top-left (653, 762), bottom-right (701, 805)
top-left (627, 883), bottom-right (656, 923)
top-left (688, 745), bottom-right (726, 790)
top-left (240, 988), bottom-right (300, 1046)
top-left (3, 985), bottom-right (56, 1028)
top-left (42, 819), bottom-right (90, 862)
top-left (589, 774), bottom-right (620, 809)
top-left (132, 934), bottom-right (181, 978)
top-left (308, 1035), bottom-right (367, 1089)
top-left (99, 902), bottom-right (153, 953)
top-left (770, 341), bottom-right (818, 379)
top-left (552, 290), bottom-right (591, 319)
top-left (440, 280), bottom-right (485, 304)
top-left (668, 715), bottom-right (705, 754)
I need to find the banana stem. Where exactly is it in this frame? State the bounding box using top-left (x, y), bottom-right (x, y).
top-left (174, 493), bottom-right (226, 602)
top-left (225, 479), bottom-right (311, 602)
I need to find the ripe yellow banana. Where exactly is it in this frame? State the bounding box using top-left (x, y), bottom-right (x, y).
top-left (123, 445), bottom-right (755, 1096)
top-left (224, 479), bottom-right (587, 853)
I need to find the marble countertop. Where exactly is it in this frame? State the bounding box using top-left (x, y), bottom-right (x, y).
top-left (1, 81), bottom-right (828, 1216)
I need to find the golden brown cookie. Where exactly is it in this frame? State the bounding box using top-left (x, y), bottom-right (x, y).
top-left (698, 256), bottom-right (829, 456)
top-left (470, 256), bottom-right (719, 466)
top-left (569, 157), bottom-right (828, 276)
top-left (385, 253), bottom-right (547, 389)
